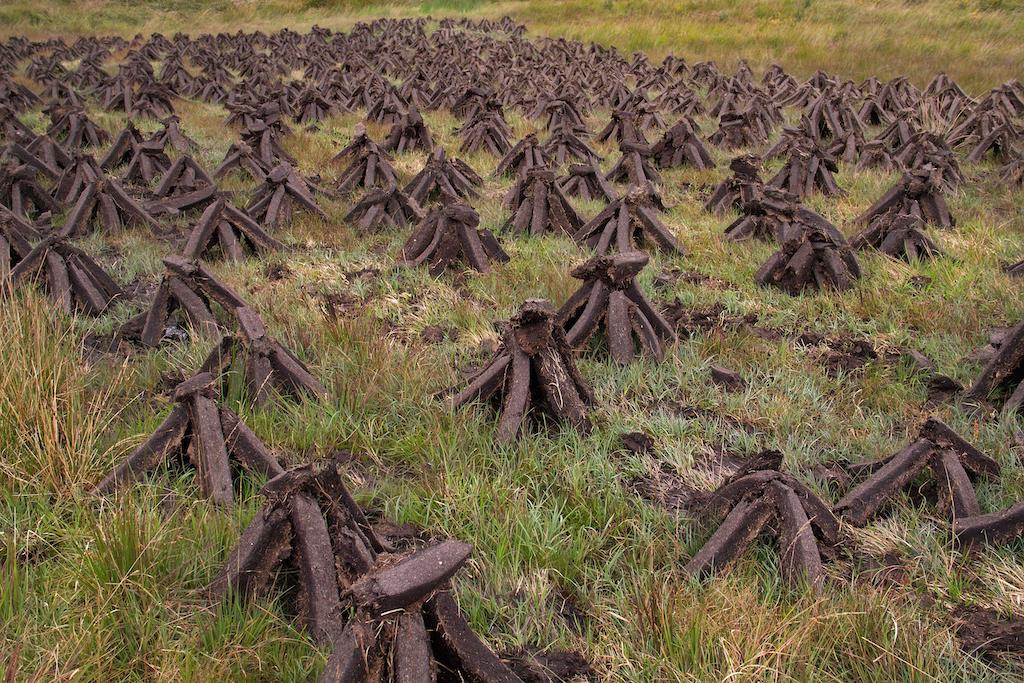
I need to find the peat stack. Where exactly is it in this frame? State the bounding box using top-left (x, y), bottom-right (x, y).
top-left (246, 163), bottom-right (328, 229)
top-left (501, 166), bottom-right (582, 237)
top-left (683, 451), bottom-right (839, 592)
top-left (239, 120), bottom-right (295, 168)
top-left (965, 122), bottom-right (1021, 164)
top-left (206, 458), bottom-right (520, 682)
top-left (493, 132), bottom-right (547, 178)
top-left (857, 139), bottom-right (898, 172)
top-left (201, 306), bottom-right (328, 405)
top-left (294, 87), bottom-right (337, 125)
top-left (213, 141), bottom-right (272, 182)
top-left (650, 117), bottom-right (714, 170)
top-left (45, 106), bottom-right (109, 149)
top-left (541, 126), bottom-right (601, 166)
top-left (558, 161), bottom-right (617, 203)
top-left (851, 213), bottom-right (943, 261)
top-left (98, 123), bottom-right (145, 171)
top-left (382, 106), bottom-right (433, 153)
top-left (130, 83), bottom-right (176, 119)
top-left (445, 299), bottom-right (593, 442)
top-left (151, 115), bottom-right (196, 152)
top-left (120, 255), bottom-right (248, 346)
top-left (533, 96), bottom-right (588, 133)
top-left (119, 139), bottom-right (173, 185)
top-left (403, 147), bottom-right (482, 204)
top-left (0, 162), bottom-right (57, 220)
top-left (597, 109), bottom-right (648, 146)
top-left (458, 109), bottom-right (512, 156)
top-left (605, 140), bottom-right (662, 186)
top-left (183, 198), bottom-right (285, 261)
top-left (2, 228), bottom-right (122, 316)
top-left (835, 418), bottom-right (1000, 525)
top-left (754, 223), bottom-right (860, 294)
top-left (575, 184), bottom-right (684, 256)
top-left (964, 319), bottom-right (1024, 416)
top-left (855, 169), bottom-right (955, 230)
top-left (709, 110), bottom-right (768, 150)
top-left (704, 155), bottom-right (762, 214)
top-left (766, 141), bottom-right (844, 198)
top-left (92, 370), bottom-right (285, 506)
top-left (59, 162), bottom-right (161, 237)
top-left (558, 251), bottom-right (676, 364)
top-left (331, 125), bottom-right (399, 194)
top-left (8, 135), bottom-right (71, 179)
top-left (146, 155), bottom-right (217, 216)
top-left (722, 186), bottom-right (805, 242)
top-left (344, 183), bottom-right (423, 232)
top-left (400, 198), bottom-right (508, 276)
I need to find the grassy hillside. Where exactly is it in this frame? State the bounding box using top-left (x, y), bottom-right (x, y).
top-left (1, 0), bottom-right (1023, 92)
top-left (2, 3), bottom-right (1024, 683)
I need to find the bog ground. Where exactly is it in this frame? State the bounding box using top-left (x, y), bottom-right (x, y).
top-left (2, 1), bottom-right (1024, 681)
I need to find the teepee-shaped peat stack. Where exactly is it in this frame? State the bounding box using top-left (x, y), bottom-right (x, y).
top-left (542, 125), bottom-right (601, 166)
top-left (444, 299), bottom-right (593, 442)
top-left (851, 213), bottom-right (943, 261)
top-left (754, 220), bottom-right (860, 294)
top-left (183, 197), bottom-right (285, 262)
top-left (46, 106), bottom-right (109, 149)
top-left (0, 162), bottom-right (58, 220)
top-left (493, 132), bottom-right (547, 178)
top-left (558, 251), bottom-right (676, 365)
top-left (501, 166), bottom-right (583, 237)
top-left (597, 109), bottom-right (649, 146)
top-left (246, 163), bottom-right (328, 229)
top-left (856, 168), bottom-right (955, 229)
top-left (344, 183), bottom-right (423, 232)
top-left (766, 141), bottom-right (844, 198)
top-left (7, 135), bottom-right (71, 179)
top-left (834, 418), bottom-right (1000, 525)
top-left (605, 140), bottom-right (662, 187)
top-left (151, 115), bottom-right (197, 153)
top-left (92, 370), bottom-right (285, 506)
top-left (57, 155), bottom-right (161, 236)
top-left (650, 117), bottom-right (714, 170)
top-left (207, 458), bottom-right (521, 682)
top-left (559, 160), bottom-right (617, 204)
top-left (400, 197), bottom-right (508, 276)
top-left (120, 139), bottom-right (173, 185)
top-left (722, 186), bottom-right (808, 242)
top-left (3, 225), bottom-right (123, 316)
top-left (458, 108), bottom-right (512, 156)
top-left (575, 183), bottom-right (684, 256)
top-left (683, 450), bottom-right (839, 592)
top-left (403, 147), bottom-right (482, 205)
top-left (704, 155), bottom-right (762, 214)
top-left (213, 141), bottom-right (272, 182)
top-left (120, 255), bottom-right (248, 346)
top-left (964, 319), bottom-right (1024, 417)
top-left (201, 305), bottom-right (328, 406)
top-left (382, 106), bottom-right (433, 153)
top-left (331, 124), bottom-right (399, 194)
top-left (147, 155), bottom-right (217, 216)
top-left (98, 122), bottom-right (145, 171)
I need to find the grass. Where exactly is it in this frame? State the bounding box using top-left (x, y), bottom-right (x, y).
top-left (2, 2), bottom-right (1024, 682)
